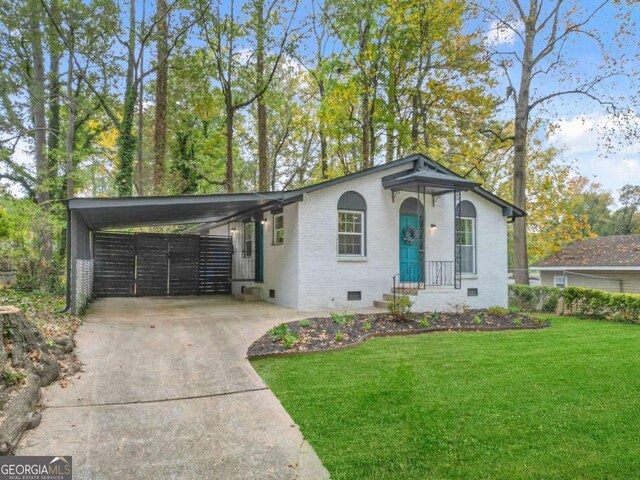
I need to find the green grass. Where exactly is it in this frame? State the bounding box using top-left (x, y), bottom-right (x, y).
top-left (251, 316), bottom-right (640, 479)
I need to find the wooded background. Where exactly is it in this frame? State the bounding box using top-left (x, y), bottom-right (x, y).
top-left (0, 0), bottom-right (639, 291)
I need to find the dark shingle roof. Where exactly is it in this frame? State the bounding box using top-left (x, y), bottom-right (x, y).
top-left (534, 235), bottom-right (640, 268)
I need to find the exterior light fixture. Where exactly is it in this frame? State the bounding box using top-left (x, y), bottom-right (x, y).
top-left (430, 224), bottom-right (437, 229)
top-left (230, 226), bottom-right (236, 232)
top-left (261, 218), bottom-right (267, 225)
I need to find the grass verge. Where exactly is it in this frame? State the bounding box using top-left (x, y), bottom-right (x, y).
top-left (252, 315), bottom-right (640, 479)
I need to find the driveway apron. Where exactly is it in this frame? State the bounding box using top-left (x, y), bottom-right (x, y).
top-left (17, 296), bottom-right (330, 480)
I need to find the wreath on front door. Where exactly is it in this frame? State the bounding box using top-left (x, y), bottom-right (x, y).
top-left (402, 225), bottom-right (419, 245)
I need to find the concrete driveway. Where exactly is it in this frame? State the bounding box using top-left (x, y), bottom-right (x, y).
top-left (18, 296), bottom-right (330, 479)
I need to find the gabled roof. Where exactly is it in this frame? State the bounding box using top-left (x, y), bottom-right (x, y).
top-left (285, 153), bottom-right (523, 218)
top-left (533, 235), bottom-right (640, 269)
top-left (66, 153), bottom-right (523, 231)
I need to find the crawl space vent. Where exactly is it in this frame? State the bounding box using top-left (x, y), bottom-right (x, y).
top-left (347, 291), bottom-right (362, 301)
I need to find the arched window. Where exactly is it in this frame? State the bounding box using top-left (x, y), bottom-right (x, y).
top-left (337, 191), bottom-right (366, 256)
top-left (457, 201), bottom-right (477, 274)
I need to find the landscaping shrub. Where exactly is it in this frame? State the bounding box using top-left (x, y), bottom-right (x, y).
top-left (388, 296), bottom-right (413, 321)
top-left (268, 323), bottom-right (289, 341)
top-left (485, 305), bottom-right (508, 316)
top-left (282, 333), bottom-right (299, 350)
top-left (563, 287), bottom-right (640, 323)
top-left (508, 285), bottom-right (562, 313)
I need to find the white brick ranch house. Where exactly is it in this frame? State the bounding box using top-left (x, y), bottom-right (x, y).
top-left (203, 154), bottom-right (524, 312)
top-left (65, 154), bottom-right (523, 314)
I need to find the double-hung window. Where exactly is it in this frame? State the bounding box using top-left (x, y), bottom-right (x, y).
top-left (457, 200), bottom-right (477, 275)
top-left (460, 217), bottom-right (476, 274)
top-left (244, 222), bottom-right (254, 257)
top-left (338, 210), bottom-right (364, 256)
top-left (337, 191), bottom-right (367, 257)
top-left (273, 213), bottom-right (284, 245)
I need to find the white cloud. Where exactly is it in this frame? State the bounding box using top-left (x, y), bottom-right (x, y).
top-left (549, 113), bottom-right (640, 199)
top-left (485, 20), bottom-right (517, 46)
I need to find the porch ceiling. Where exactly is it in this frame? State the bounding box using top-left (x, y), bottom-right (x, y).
top-left (381, 169), bottom-right (481, 193)
top-left (67, 192), bottom-right (302, 230)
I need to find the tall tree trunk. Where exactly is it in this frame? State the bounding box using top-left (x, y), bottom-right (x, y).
top-left (135, 0), bottom-right (146, 196)
top-left (411, 91), bottom-right (419, 149)
top-left (153, 0), bottom-right (168, 194)
top-left (115, 0), bottom-right (136, 197)
top-left (361, 91), bottom-right (370, 169)
top-left (385, 76), bottom-right (396, 163)
top-left (512, 18), bottom-right (536, 286)
top-left (28, 0), bottom-right (52, 261)
top-left (47, 0), bottom-right (61, 198)
top-left (65, 35), bottom-right (75, 198)
top-left (225, 104), bottom-right (235, 192)
top-left (256, 0), bottom-right (268, 191)
top-left (116, 88), bottom-right (137, 196)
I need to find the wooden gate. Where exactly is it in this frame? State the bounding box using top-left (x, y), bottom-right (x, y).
top-left (93, 232), bottom-right (231, 297)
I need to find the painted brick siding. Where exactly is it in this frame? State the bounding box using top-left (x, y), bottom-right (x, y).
top-left (296, 165), bottom-right (509, 311)
top-left (208, 165), bottom-right (509, 312)
top-left (414, 191), bottom-right (508, 311)
top-left (261, 203), bottom-right (299, 308)
top-left (208, 203), bottom-right (300, 308)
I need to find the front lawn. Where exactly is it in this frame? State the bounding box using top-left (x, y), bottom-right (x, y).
top-left (252, 316), bottom-right (640, 479)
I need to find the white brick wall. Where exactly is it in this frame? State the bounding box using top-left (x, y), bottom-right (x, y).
top-left (296, 166), bottom-right (508, 311)
top-left (210, 164), bottom-right (509, 312)
top-left (261, 203), bottom-right (299, 308)
top-left (296, 167), bottom-right (404, 310)
top-left (209, 203), bottom-right (300, 308)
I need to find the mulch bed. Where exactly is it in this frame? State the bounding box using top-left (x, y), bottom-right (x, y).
top-left (248, 310), bottom-right (550, 358)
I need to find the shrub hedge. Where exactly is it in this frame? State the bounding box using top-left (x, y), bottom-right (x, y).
top-left (508, 285), bottom-right (562, 313)
top-left (562, 287), bottom-right (640, 323)
top-left (508, 284), bottom-right (640, 324)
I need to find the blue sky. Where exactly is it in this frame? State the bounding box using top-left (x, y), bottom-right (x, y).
top-left (483, 0), bottom-right (640, 200)
top-left (10, 0), bottom-right (637, 199)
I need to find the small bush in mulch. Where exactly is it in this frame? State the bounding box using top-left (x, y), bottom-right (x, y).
top-left (247, 309), bottom-right (550, 358)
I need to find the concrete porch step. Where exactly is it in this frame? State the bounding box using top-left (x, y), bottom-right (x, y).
top-left (373, 299), bottom-right (391, 309)
top-left (382, 293), bottom-right (411, 302)
top-left (392, 287), bottom-right (419, 295)
top-left (234, 293), bottom-right (261, 302)
top-left (235, 287), bottom-right (263, 302)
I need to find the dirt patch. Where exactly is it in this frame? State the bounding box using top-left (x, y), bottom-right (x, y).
top-left (0, 304), bottom-right (81, 455)
top-left (248, 310), bottom-right (550, 358)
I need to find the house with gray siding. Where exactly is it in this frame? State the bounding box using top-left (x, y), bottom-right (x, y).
top-left (65, 154), bottom-right (523, 313)
top-left (534, 235), bottom-right (640, 294)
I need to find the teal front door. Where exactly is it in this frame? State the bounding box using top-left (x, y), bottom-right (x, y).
top-left (255, 221), bottom-right (264, 282)
top-left (399, 215), bottom-right (421, 282)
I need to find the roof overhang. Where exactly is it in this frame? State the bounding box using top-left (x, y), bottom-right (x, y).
top-left (381, 169), bottom-right (481, 193)
top-left (67, 191), bottom-right (302, 230)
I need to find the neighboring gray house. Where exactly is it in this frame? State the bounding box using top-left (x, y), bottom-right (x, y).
top-left (65, 154), bottom-right (524, 313)
top-left (534, 235), bottom-right (640, 294)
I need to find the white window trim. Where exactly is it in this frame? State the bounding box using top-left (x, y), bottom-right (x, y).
top-left (273, 213), bottom-right (284, 245)
top-left (337, 209), bottom-right (366, 257)
top-left (244, 222), bottom-right (254, 258)
top-left (554, 275), bottom-right (567, 288)
top-left (460, 217), bottom-right (476, 275)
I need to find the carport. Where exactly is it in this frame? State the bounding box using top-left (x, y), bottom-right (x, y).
top-left (65, 191), bottom-right (302, 314)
